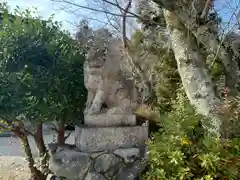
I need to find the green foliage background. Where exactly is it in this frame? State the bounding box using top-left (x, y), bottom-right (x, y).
top-left (0, 4), bottom-right (87, 131)
top-left (143, 89), bottom-right (240, 180)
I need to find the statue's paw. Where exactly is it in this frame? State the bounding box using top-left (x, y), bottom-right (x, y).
top-left (87, 108), bottom-right (95, 115)
top-left (87, 106), bottom-right (99, 115)
top-left (84, 109), bottom-right (89, 114)
top-left (107, 107), bottom-right (124, 114)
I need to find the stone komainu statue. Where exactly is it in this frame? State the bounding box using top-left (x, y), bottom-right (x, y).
top-left (82, 28), bottom-right (141, 115)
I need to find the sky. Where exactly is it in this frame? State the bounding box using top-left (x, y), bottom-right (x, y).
top-left (6, 0), bottom-right (240, 36)
top-left (6, 0), bottom-right (140, 37)
top-left (214, 0), bottom-right (240, 33)
top-left (7, 0), bottom-right (81, 33)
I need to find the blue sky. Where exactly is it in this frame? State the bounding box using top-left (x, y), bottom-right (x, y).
top-left (7, 0), bottom-right (81, 33)
top-left (7, 0), bottom-right (121, 34)
top-left (6, 0), bottom-right (240, 35)
top-left (215, 0), bottom-right (240, 32)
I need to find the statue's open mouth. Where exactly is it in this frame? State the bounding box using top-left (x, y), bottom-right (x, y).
top-left (91, 64), bottom-right (103, 68)
top-left (87, 63), bottom-right (104, 69)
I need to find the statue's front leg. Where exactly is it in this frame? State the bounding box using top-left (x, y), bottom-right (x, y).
top-left (84, 91), bottom-right (95, 114)
top-left (87, 89), bottom-right (105, 115)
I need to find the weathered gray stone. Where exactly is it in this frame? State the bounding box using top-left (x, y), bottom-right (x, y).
top-left (47, 143), bottom-right (76, 153)
top-left (83, 30), bottom-right (141, 116)
top-left (46, 174), bottom-right (65, 180)
top-left (84, 114), bottom-right (136, 126)
top-left (103, 163), bottom-right (125, 180)
top-left (75, 125), bottom-right (148, 152)
top-left (113, 148), bottom-right (140, 163)
top-left (49, 147), bottom-right (91, 179)
top-left (90, 152), bottom-right (106, 159)
top-left (85, 172), bottom-right (107, 180)
top-left (116, 160), bottom-right (147, 180)
top-left (94, 153), bottom-right (121, 173)
top-left (46, 174), bottom-right (56, 180)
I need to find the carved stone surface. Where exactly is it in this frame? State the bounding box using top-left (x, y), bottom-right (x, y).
top-left (47, 27), bottom-right (149, 180)
top-left (83, 28), bottom-right (140, 115)
top-left (48, 143), bottom-right (147, 180)
top-left (75, 125), bottom-right (148, 152)
top-left (84, 114), bottom-right (137, 126)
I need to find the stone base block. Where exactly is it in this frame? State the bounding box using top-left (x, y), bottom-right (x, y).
top-left (84, 114), bottom-right (136, 126)
top-left (75, 125), bottom-right (148, 152)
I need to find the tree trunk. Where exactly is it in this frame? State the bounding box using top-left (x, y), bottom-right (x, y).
top-left (153, 0), bottom-right (240, 91)
top-left (163, 8), bottom-right (226, 136)
top-left (57, 119), bottom-right (65, 145)
top-left (14, 128), bottom-right (46, 180)
top-left (176, 10), bottom-right (240, 91)
top-left (34, 123), bottom-right (50, 174)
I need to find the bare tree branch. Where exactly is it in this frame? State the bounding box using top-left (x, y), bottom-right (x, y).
top-left (122, 0), bottom-right (132, 47)
top-left (64, 131), bottom-right (72, 141)
top-left (114, 0), bottom-right (123, 14)
top-left (50, 123), bottom-right (59, 133)
top-left (101, 0), bottom-right (141, 18)
top-left (95, 0), bottom-right (122, 35)
top-left (52, 0), bottom-right (162, 29)
top-left (200, 0), bottom-right (212, 19)
top-left (51, 0), bottom-right (135, 18)
top-left (24, 129), bottom-right (35, 137)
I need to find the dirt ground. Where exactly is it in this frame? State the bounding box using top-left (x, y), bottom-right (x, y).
top-left (0, 156), bottom-right (32, 180)
top-left (0, 131), bottom-right (74, 180)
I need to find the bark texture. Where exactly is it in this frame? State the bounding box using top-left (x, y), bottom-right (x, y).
top-left (34, 123), bottom-right (49, 174)
top-left (163, 8), bottom-right (225, 136)
top-left (57, 119), bottom-right (65, 145)
top-left (153, 0), bottom-right (240, 90)
top-left (14, 127), bottom-right (46, 180)
top-left (176, 11), bottom-right (240, 90)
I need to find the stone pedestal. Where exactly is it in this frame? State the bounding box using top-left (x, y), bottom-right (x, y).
top-left (75, 125), bottom-right (148, 152)
top-left (84, 114), bottom-right (136, 126)
top-left (48, 113), bottom-right (148, 180)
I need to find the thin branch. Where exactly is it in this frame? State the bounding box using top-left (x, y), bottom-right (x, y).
top-left (0, 117), bottom-right (35, 137)
top-left (200, 0), bottom-right (212, 19)
top-left (101, 0), bottom-right (141, 19)
top-left (64, 131), bottom-right (72, 141)
top-left (122, 0), bottom-right (132, 47)
top-left (52, 0), bottom-right (161, 27)
top-left (50, 123), bottom-right (59, 132)
top-left (101, 0), bottom-right (161, 28)
top-left (24, 129), bottom-right (35, 137)
top-left (115, 0), bottom-right (123, 14)
top-left (51, 0), bottom-right (135, 18)
top-left (94, 0), bottom-right (122, 33)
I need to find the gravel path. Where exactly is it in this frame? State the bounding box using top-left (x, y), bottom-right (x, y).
top-left (0, 132), bottom-right (74, 180)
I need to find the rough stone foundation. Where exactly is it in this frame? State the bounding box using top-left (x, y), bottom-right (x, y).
top-left (47, 145), bottom-right (147, 180)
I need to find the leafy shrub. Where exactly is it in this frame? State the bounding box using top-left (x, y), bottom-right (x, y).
top-left (143, 89), bottom-right (240, 180)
